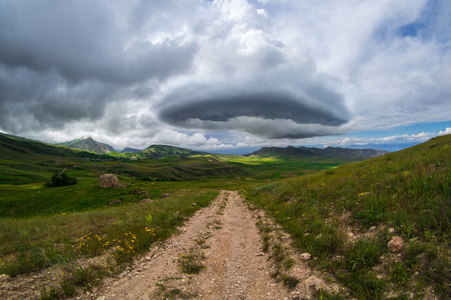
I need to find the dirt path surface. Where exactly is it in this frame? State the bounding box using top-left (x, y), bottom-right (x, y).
top-left (87, 190), bottom-right (337, 300)
top-left (88, 191), bottom-right (287, 299)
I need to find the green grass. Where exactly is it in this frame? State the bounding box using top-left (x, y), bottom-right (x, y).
top-left (244, 135), bottom-right (451, 299)
top-left (178, 249), bottom-right (206, 274)
top-left (0, 189), bottom-right (217, 276)
top-left (3, 131), bottom-right (448, 298)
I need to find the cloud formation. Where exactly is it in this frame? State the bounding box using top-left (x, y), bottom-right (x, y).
top-left (159, 74), bottom-right (350, 138)
top-left (0, 0), bottom-right (449, 150)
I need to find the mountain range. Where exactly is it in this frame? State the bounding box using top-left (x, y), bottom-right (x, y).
top-left (1, 134), bottom-right (388, 159)
top-left (244, 145), bottom-right (388, 158)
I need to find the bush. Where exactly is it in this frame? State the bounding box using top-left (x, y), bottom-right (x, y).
top-left (45, 171), bottom-right (77, 187)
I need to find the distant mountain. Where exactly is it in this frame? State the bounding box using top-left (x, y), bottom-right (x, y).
top-left (244, 146), bottom-right (317, 157)
top-left (245, 146), bottom-right (387, 158)
top-left (139, 145), bottom-right (206, 159)
top-left (120, 147), bottom-right (142, 153)
top-left (57, 137), bottom-right (207, 158)
top-left (58, 137), bottom-right (116, 154)
top-left (299, 146), bottom-right (388, 158)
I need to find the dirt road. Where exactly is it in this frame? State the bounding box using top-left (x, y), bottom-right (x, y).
top-left (90, 190), bottom-right (335, 300)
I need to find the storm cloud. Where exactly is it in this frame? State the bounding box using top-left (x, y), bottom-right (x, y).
top-left (159, 74), bottom-right (350, 139)
top-left (0, 0), bottom-right (198, 134)
top-left (0, 0), bottom-right (450, 151)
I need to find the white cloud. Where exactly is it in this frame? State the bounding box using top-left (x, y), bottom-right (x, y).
top-left (438, 128), bottom-right (451, 136)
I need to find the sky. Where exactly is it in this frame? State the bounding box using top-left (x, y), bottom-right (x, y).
top-left (0, 0), bottom-right (450, 154)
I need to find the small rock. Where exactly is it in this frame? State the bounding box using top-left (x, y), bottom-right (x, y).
top-left (132, 190), bottom-right (149, 195)
top-left (368, 226), bottom-right (377, 232)
top-left (108, 199), bottom-right (122, 206)
top-left (97, 297), bottom-right (106, 300)
top-left (388, 236), bottom-right (405, 254)
top-left (388, 228), bottom-right (396, 234)
top-left (300, 253), bottom-right (312, 260)
top-left (304, 275), bottom-right (325, 291)
top-left (0, 274), bottom-right (11, 281)
top-left (160, 193), bottom-right (171, 199)
top-left (140, 199), bottom-right (153, 204)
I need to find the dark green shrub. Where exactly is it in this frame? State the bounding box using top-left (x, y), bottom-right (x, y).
top-left (45, 171), bottom-right (77, 187)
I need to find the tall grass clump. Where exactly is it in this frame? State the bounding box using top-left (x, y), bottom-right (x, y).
top-left (245, 135), bottom-right (451, 299)
top-left (0, 189), bottom-right (218, 279)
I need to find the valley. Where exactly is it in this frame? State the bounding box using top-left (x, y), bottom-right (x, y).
top-left (0, 133), bottom-right (449, 299)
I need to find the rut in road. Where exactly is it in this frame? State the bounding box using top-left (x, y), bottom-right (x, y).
top-left (91, 190), bottom-right (338, 300)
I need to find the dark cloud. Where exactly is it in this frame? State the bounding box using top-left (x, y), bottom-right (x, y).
top-left (0, 1), bottom-right (197, 84)
top-left (0, 0), bottom-right (199, 135)
top-left (0, 68), bottom-right (115, 131)
top-left (161, 90), bottom-right (346, 125)
top-left (158, 77), bottom-right (350, 139)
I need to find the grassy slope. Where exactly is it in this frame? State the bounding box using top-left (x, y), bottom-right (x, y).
top-left (244, 134), bottom-right (451, 299)
top-left (0, 189), bottom-right (218, 279)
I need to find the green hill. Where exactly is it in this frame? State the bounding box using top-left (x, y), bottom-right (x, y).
top-left (138, 145), bottom-right (207, 159)
top-left (0, 133), bottom-right (115, 160)
top-left (0, 133), bottom-right (117, 185)
top-left (245, 134), bottom-right (451, 299)
top-left (58, 137), bottom-right (116, 154)
top-left (0, 133), bottom-right (249, 186)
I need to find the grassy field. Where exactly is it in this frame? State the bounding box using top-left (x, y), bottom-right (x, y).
top-left (3, 132), bottom-right (448, 299)
top-left (244, 134), bottom-right (451, 299)
top-left (216, 154), bottom-right (351, 180)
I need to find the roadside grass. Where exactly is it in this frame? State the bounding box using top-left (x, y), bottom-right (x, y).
top-left (0, 189), bottom-right (217, 297)
top-left (178, 248), bottom-right (206, 274)
top-left (244, 135), bottom-right (451, 299)
top-left (256, 218), bottom-right (300, 290)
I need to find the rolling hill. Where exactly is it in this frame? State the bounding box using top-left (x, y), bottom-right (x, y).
top-left (245, 134), bottom-right (451, 299)
top-left (138, 145), bottom-right (206, 159)
top-left (0, 133), bottom-right (110, 160)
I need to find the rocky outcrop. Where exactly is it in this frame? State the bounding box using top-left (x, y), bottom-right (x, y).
top-left (98, 174), bottom-right (122, 188)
